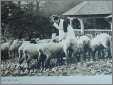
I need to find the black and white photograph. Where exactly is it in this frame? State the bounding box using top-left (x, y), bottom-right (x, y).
top-left (1, 0), bottom-right (112, 84)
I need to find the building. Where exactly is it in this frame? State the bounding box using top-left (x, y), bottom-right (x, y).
top-left (105, 15), bottom-right (112, 30)
top-left (62, 0), bottom-right (112, 35)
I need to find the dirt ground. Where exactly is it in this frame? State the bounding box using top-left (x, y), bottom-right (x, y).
top-left (1, 58), bottom-right (112, 76)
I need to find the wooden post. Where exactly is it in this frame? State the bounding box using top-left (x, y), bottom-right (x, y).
top-left (110, 22), bottom-right (112, 31)
top-left (52, 33), bottom-right (56, 39)
top-left (78, 18), bottom-right (84, 35)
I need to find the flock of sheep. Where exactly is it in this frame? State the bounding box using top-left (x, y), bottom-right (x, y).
top-left (1, 17), bottom-right (112, 74)
top-left (1, 33), bottom-right (112, 73)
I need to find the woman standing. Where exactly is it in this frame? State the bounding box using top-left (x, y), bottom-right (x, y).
top-left (53, 16), bottom-right (65, 41)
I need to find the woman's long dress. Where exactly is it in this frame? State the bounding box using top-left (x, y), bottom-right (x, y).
top-left (53, 19), bottom-right (65, 41)
top-left (67, 25), bottom-right (75, 39)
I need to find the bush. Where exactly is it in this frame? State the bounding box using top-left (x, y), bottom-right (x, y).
top-left (1, 1), bottom-right (57, 40)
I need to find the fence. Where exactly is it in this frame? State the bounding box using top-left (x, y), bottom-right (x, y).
top-left (74, 29), bottom-right (112, 36)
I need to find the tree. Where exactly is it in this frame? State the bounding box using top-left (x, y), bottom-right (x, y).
top-left (1, 1), bottom-right (57, 40)
top-left (1, 1), bottom-right (25, 39)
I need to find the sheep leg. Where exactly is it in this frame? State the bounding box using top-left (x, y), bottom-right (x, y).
top-left (11, 50), bottom-right (14, 58)
top-left (80, 48), bottom-right (86, 62)
top-left (8, 50), bottom-right (12, 58)
top-left (9, 50), bottom-right (12, 58)
top-left (18, 54), bottom-right (24, 66)
top-left (39, 54), bottom-right (47, 72)
top-left (44, 57), bottom-right (50, 71)
top-left (13, 50), bottom-right (15, 58)
top-left (83, 51), bottom-right (87, 62)
top-left (15, 50), bottom-right (18, 58)
top-left (25, 53), bottom-right (31, 74)
top-left (67, 47), bottom-right (73, 64)
top-left (87, 48), bottom-right (91, 60)
top-left (78, 52), bottom-right (81, 62)
top-left (26, 60), bottom-right (30, 74)
top-left (57, 51), bottom-right (63, 66)
top-left (88, 47), bottom-right (91, 59)
top-left (1, 50), bottom-right (4, 60)
top-left (47, 58), bottom-right (51, 69)
top-left (63, 48), bottom-right (69, 65)
top-left (88, 48), bottom-right (92, 60)
top-left (87, 48), bottom-right (91, 61)
top-left (75, 53), bottom-right (80, 63)
top-left (92, 50), bottom-right (96, 61)
top-left (107, 48), bottom-right (112, 58)
top-left (98, 50), bottom-right (101, 59)
top-left (78, 52), bottom-right (82, 62)
top-left (61, 52), bottom-right (65, 65)
top-left (59, 55), bottom-right (64, 66)
top-left (4, 49), bottom-right (9, 59)
top-left (40, 60), bottom-right (45, 72)
top-left (37, 59), bottom-right (43, 72)
top-left (100, 49), bottom-right (105, 59)
top-left (37, 59), bottom-right (41, 69)
top-left (56, 57), bottom-right (58, 66)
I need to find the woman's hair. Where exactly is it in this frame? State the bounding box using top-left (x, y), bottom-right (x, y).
top-left (54, 16), bottom-right (59, 21)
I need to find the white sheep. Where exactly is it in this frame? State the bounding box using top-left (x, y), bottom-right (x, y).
top-left (62, 34), bottom-right (91, 64)
top-left (18, 41), bottom-right (31, 64)
top-left (98, 33), bottom-right (112, 58)
top-left (36, 39), bottom-right (51, 44)
top-left (75, 35), bottom-right (91, 61)
top-left (18, 41), bottom-right (49, 72)
top-left (1, 40), bottom-right (13, 60)
top-left (38, 42), bottom-right (64, 70)
top-left (89, 33), bottom-right (112, 60)
top-left (9, 39), bottom-right (22, 58)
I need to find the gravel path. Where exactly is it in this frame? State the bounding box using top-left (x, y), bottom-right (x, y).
top-left (1, 58), bottom-right (112, 76)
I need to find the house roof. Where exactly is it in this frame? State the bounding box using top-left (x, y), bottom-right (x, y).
top-left (63, 1), bottom-right (112, 15)
top-left (105, 15), bottom-right (112, 18)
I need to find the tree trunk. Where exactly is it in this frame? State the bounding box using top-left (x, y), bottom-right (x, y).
top-left (35, 0), bottom-right (40, 15)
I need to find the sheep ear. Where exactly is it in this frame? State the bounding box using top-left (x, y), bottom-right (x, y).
top-left (19, 40), bottom-right (22, 44)
top-left (20, 39), bottom-right (24, 41)
top-left (16, 39), bottom-right (19, 41)
top-left (19, 39), bottom-right (23, 43)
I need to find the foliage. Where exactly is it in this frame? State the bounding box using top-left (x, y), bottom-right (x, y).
top-left (1, 1), bottom-right (57, 40)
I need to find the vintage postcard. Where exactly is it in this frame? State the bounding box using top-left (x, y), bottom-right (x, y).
top-left (1, 0), bottom-right (112, 84)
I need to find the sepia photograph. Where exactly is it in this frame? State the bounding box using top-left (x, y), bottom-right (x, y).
top-left (1, 0), bottom-right (112, 84)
